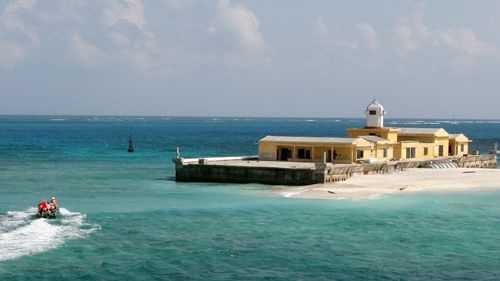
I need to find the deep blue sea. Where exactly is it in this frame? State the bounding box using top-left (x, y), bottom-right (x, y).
top-left (1, 116), bottom-right (500, 280)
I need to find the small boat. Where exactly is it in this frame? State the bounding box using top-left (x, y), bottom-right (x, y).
top-left (37, 201), bottom-right (57, 219)
top-left (128, 136), bottom-right (134, 153)
top-left (37, 208), bottom-right (57, 219)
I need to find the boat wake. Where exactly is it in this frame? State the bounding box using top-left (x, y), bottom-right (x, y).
top-left (0, 207), bottom-right (100, 262)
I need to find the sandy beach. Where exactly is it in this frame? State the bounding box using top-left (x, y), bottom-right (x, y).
top-left (278, 168), bottom-right (500, 199)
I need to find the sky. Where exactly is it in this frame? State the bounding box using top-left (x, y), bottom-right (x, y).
top-left (1, 0), bottom-right (500, 118)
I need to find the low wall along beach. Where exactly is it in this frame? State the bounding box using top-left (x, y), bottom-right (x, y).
top-left (173, 154), bottom-right (497, 186)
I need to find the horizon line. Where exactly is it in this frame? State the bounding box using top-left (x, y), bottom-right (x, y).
top-left (0, 113), bottom-right (499, 121)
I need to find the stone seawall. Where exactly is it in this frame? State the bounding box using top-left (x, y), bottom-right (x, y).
top-left (175, 161), bottom-right (324, 186)
top-left (456, 154), bottom-right (497, 168)
top-left (173, 154), bottom-right (497, 185)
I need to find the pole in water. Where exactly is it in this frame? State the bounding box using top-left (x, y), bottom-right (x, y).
top-left (176, 147), bottom-right (180, 158)
top-left (128, 135), bottom-right (134, 153)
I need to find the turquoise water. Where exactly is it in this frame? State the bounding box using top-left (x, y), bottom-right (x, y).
top-left (1, 116), bottom-right (500, 280)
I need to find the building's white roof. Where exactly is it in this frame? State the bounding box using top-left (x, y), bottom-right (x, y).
top-left (260, 135), bottom-right (363, 145)
top-left (398, 127), bottom-right (448, 136)
top-left (359, 135), bottom-right (395, 143)
top-left (449, 133), bottom-right (470, 142)
top-left (366, 99), bottom-right (384, 111)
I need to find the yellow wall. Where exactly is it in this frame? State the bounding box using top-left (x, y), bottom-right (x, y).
top-left (373, 144), bottom-right (394, 161)
top-left (258, 141), bottom-right (361, 163)
top-left (396, 142), bottom-right (439, 160)
top-left (313, 146), bottom-right (330, 162)
top-left (354, 146), bottom-right (373, 162)
top-left (259, 128), bottom-right (469, 163)
top-left (346, 128), bottom-right (399, 142)
top-left (332, 146), bottom-right (355, 164)
top-left (258, 142), bottom-right (278, 160)
top-left (449, 140), bottom-right (469, 156)
top-left (449, 134), bottom-right (469, 156)
top-left (434, 137), bottom-right (449, 157)
top-left (398, 135), bottom-right (435, 143)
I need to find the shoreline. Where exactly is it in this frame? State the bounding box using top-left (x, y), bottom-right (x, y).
top-left (276, 168), bottom-right (500, 199)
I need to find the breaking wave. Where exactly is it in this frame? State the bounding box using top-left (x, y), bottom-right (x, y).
top-left (0, 207), bottom-right (100, 262)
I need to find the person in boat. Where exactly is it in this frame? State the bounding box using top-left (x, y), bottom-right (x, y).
top-left (50, 197), bottom-right (57, 210)
top-left (37, 201), bottom-right (49, 215)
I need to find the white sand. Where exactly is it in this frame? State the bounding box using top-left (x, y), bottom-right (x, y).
top-left (277, 168), bottom-right (500, 199)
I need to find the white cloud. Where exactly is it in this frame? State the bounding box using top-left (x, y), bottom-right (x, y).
top-left (394, 4), bottom-right (500, 59)
top-left (1, 0), bottom-right (38, 44)
top-left (313, 16), bottom-right (357, 50)
top-left (313, 16), bottom-right (329, 40)
top-left (413, 2), bottom-right (432, 38)
top-left (394, 24), bottom-right (417, 52)
top-left (213, 0), bottom-right (265, 51)
top-left (103, 0), bottom-right (145, 30)
top-left (0, 0), bottom-right (39, 67)
top-left (100, 0), bottom-right (160, 71)
top-left (356, 22), bottom-right (379, 49)
top-left (70, 33), bottom-right (106, 68)
top-left (438, 28), bottom-right (500, 58)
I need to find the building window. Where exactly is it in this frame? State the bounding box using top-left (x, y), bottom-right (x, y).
top-left (356, 150), bottom-right (364, 159)
top-left (369, 110), bottom-right (376, 115)
top-left (423, 147), bottom-right (428, 156)
top-left (460, 144), bottom-right (464, 152)
top-left (383, 148), bottom-right (388, 158)
top-left (406, 147), bottom-right (416, 159)
top-left (438, 145), bottom-right (444, 157)
top-left (297, 148), bottom-right (311, 159)
top-left (278, 148), bottom-right (292, 161)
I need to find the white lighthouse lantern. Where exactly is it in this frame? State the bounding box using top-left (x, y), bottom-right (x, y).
top-left (365, 99), bottom-right (385, 128)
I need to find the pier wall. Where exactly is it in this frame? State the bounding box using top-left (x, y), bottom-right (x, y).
top-left (456, 154), bottom-right (497, 168)
top-left (173, 154), bottom-right (497, 186)
top-left (174, 157), bottom-right (325, 186)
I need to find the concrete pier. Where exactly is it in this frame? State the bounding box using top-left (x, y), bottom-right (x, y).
top-left (173, 154), bottom-right (497, 185)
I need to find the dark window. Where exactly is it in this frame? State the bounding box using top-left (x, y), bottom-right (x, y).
top-left (460, 144), bottom-right (464, 152)
top-left (279, 148), bottom-right (291, 161)
top-left (383, 148), bottom-right (388, 158)
top-left (297, 148), bottom-right (305, 159)
top-left (423, 147), bottom-right (428, 156)
top-left (369, 110), bottom-right (377, 115)
top-left (406, 147), bottom-right (416, 159)
top-left (356, 150), bottom-right (364, 159)
top-left (297, 148), bottom-right (311, 159)
top-left (438, 145), bottom-right (444, 157)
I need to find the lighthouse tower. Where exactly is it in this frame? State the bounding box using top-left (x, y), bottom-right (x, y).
top-left (365, 99), bottom-right (385, 128)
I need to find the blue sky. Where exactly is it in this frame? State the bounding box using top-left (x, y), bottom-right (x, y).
top-left (1, 0), bottom-right (500, 118)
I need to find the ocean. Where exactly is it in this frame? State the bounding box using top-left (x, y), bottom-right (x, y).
top-left (1, 116), bottom-right (500, 280)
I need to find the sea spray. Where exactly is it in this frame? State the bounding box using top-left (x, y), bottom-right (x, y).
top-left (0, 208), bottom-right (100, 261)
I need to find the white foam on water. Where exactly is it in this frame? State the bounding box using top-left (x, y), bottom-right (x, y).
top-left (366, 194), bottom-right (382, 200)
top-left (0, 207), bottom-right (100, 262)
top-left (281, 191), bottom-right (303, 198)
top-left (280, 188), bottom-right (306, 198)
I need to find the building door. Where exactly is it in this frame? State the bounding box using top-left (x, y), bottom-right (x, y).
top-left (327, 150), bottom-right (332, 162)
top-left (438, 145), bottom-right (444, 157)
top-left (279, 148), bottom-right (291, 161)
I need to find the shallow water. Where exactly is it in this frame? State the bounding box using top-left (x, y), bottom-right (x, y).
top-left (1, 116), bottom-right (500, 280)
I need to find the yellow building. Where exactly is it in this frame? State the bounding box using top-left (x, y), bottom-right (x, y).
top-left (449, 134), bottom-right (470, 156)
top-left (258, 100), bottom-right (471, 164)
top-left (258, 136), bottom-right (377, 164)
